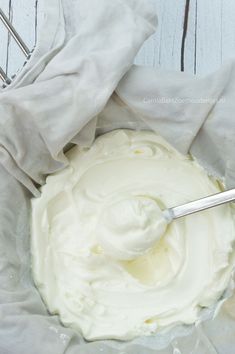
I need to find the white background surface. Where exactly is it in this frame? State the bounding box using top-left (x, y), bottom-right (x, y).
top-left (1, 0), bottom-right (235, 80)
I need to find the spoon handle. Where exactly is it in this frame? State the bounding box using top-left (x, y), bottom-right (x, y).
top-left (164, 188), bottom-right (235, 221)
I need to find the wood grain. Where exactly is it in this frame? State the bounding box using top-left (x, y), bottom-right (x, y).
top-left (0, 0), bottom-right (10, 73)
top-left (7, 0), bottom-right (36, 76)
top-left (220, 0), bottom-right (235, 64)
top-left (1, 0), bottom-right (235, 81)
top-left (195, 0), bottom-right (222, 74)
top-left (135, 0), bottom-right (235, 74)
top-left (183, 0), bottom-right (197, 74)
top-left (0, 0), bottom-right (37, 80)
top-left (134, 0), bottom-right (187, 71)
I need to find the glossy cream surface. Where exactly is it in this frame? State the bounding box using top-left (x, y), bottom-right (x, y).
top-left (31, 129), bottom-right (235, 340)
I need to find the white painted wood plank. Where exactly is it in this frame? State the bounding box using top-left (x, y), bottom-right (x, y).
top-left (157, 0), bottom-right (186, 71)
top-left (0, 0), bottom-right (10, 74)
top-left (1, 0), bottom-right (235, 80)
top-left (7, 0), bottom-right (36, 78)
top-left (194, 0), bottom-right (222, 74)
top-left (183, 0), bottom-right (197, 74)
top-left (156, 0), bottom-right (184, 71)
top-left (134, 0), bottom-right (186, 72)
top-left (135, 0), bottom-right (235, 75)
top-left (220, 0), bottom-right (235, 65)
top-left (134, 0), bottom-right (164, 67)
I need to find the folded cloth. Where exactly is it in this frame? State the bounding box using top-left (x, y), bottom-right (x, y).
top-left (115, 62), bottom-right (235, 188)
top-left (1, 0), bottom-right (235, 195)
top-left (0, 0), bottom-right (156, 195)
top-left (1, 0), bottom-right (235, 353)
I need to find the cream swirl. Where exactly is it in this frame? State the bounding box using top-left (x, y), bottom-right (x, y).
top-left (97, 196), bottom-right (167, 260)
top-left (31, 129), bottom-right (235, 341)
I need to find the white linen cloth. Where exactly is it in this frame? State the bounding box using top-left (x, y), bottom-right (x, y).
top-left (1, 0), bottom-right (235, 353)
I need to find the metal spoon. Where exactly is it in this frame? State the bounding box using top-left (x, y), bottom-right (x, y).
top-left (163, 188), bottom-right (235, 223)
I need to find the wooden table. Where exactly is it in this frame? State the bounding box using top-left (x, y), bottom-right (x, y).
top-left (1, 0), bottom-right (235, 80)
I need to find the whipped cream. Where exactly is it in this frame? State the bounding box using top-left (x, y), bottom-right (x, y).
top-left (97, 195), bottom-right (167, 260)
top-left (31, 129), bottom-right (235, 340)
